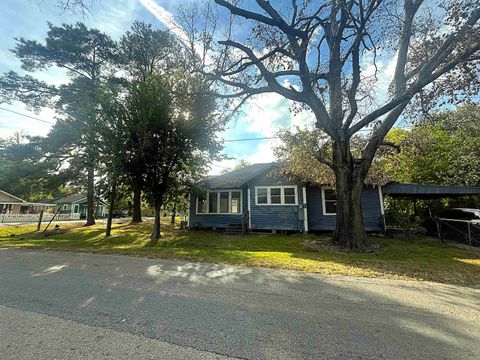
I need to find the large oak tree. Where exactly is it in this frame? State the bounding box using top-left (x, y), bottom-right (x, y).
top-left (182, 0), bottom-right (480, 249)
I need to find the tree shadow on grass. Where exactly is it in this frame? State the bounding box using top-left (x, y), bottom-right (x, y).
top-left (152, 230), bottom-right (480, 285)
top-left (4, 223), bottom-right (480, 285)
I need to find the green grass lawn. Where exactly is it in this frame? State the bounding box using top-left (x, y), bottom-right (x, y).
top-left (1, 220), bottom-right (479, 285)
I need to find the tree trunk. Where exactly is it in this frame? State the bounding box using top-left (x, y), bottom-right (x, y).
top-left (170, 202), bottom-right (176, 224)
top-left (331, 141), bottom-right (369, 250)
top-left (150, 203), bottom-right (162, 245)
top-left (131, 188), bottom-right (142, 223)
top-left (85, 164), bottom-right (96, 226)
top-left (106, 183), bottom-right (116, 237)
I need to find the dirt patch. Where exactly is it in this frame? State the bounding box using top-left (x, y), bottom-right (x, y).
top-left (304, 238), bottom-right (383, 253)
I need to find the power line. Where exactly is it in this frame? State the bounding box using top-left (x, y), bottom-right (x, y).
top-left (0, 105), bottom-right (414, 142)
top-left (223, 136), bottom-right (278, 142)
top-left (222, 126), bottom-right (414, 142)
top-left (209, 163), bottom-right (232, 170)
top-left (0, 107), bottom-right (56, 125)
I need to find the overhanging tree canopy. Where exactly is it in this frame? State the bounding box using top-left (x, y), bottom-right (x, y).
top-left (181, 0), bottom-right (480, 250)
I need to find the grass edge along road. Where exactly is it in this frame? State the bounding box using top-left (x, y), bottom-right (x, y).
top-left (1, 220), bottom-right (479, 285)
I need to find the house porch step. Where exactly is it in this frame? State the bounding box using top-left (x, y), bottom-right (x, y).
top-left (225, 223), bottom-right (244, 235)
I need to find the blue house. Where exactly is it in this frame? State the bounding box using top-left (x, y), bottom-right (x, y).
top-left (188, 163), bottom-right (385, 233)
top-left (188, 162), bottom-right (480, 234)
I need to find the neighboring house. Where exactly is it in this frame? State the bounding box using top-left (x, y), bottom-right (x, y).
top-left (0, 190), bottom-right (55, 214)
top-left (188, 163), bottom-right (480, 233)
top-left (55, 194), bottom-right (107, 219)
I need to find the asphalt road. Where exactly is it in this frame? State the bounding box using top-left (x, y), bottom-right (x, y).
top-left (0, 249), bottom-right (479, 360)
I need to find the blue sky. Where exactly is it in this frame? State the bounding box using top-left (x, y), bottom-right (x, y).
top-left (0, 0), bottom-right (400, 174)
top-left (0, 0), bottom-right (305, 174)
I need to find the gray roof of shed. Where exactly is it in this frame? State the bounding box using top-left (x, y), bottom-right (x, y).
top-left (382, 183), bottom-right (480, 198)
top-left (0, 190), bottom-right (25, 203)
top-left (203, 163), bottom-right (276, 189)
top-left (54, 194), bottom-right (87, 204)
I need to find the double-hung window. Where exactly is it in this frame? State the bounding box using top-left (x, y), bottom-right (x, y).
top-left (230, 191), bottom-right (241, 213)
top-left (255, 186), bottom-right (297, 205)
top-left (270, 188), bottom-right (281, 204)
top-left (197, 198), bottom-right (207, 213)
top-left (322, 188), bottom-right (337, 215)
top-left (208, 192), bottom-right (218, 213)
top-left (256, 188), bottom-right (268, 204)
top-left (197, 190), bottom-right (242, 214)
top-left (219, 192), bottom-right (229, 213)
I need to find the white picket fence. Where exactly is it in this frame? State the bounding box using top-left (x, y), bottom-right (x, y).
top-left (0, 213), bottom-right (81, 224)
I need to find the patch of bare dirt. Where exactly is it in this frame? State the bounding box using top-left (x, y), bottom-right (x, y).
top-left (303, 238), bottom-right (383, 253)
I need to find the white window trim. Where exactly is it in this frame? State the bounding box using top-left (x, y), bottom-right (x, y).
top-left (302, 186), bottom-right (308, 233)
top-left (187, 194), bottom-right (191, 227)
top-left (196, 189), bottom-right (243, 215)
top-left (73, 204), bottom-right (80, 213)
top-left (254, 186), bottom-right (298, 206)
top-left (321, 187), bottom-right (336, 215)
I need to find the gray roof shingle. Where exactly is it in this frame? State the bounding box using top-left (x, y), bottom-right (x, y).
top-left (54, 194), bottom-right (87, 204)
top-left (382, 183), bottom-right (480, 198)
top-left (203, 163), bottom-right (276, 189)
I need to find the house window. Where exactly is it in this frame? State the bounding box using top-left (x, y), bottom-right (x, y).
top-left (255, 186), bottom-right (298, 205)
top-left (197, 198), bottom-right (207, 213)
top-left (74, 204), bottom-right (79, 213)
top-left (322, 188), bottom-right (337, 215)
top-left (219, 192), bottom-right (229, 213)
top-left (197, 190), bottom-right (242, 214)
top-left (270, 188), bottom-right (281, 204)
top-left (208, 192), bottom-right (218, 213)
top-left (284, 187), bottom-right (296, 204)
top-left (230, 191), bottom-right (241, 213)
top-left (256, 188), bottom-right (268, 204)
top-left (63, 204), bottom-right (68, 211)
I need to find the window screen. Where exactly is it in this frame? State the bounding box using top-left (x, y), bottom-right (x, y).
top-left (208, 192), bottom-right (218, 213)
top-left (220, 192), bottom-right (229, 213)
top-left (257, 188), bottom-right (268, 204)
top-left (231, 191), bottom-right (241, 213)
top-left (270, 188), bottom-right (281, 204)
top-left (324, 189), bottom-right (337, 214)
top-left (197, 198), bottom-right (206, 213)
top-left (283, 187), bottom-right (296, 204)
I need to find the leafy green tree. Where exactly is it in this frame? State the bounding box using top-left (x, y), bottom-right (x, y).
top-left (95, 85), bottom-right (130, 236)
top-left (383, 104), bottom-right (480, 186)
top-left (0, 133), bottom-right (71, 200)
top-left (163, 184), bottom-right (190, 224)
top-left (123, 72), bottom-right (222, 243)
top-left (1, 22), bottom-right (118, 225)
top-left (275, 128), bottom-right (397, 186)
top-left (118, 22), bottom-right (179, 223)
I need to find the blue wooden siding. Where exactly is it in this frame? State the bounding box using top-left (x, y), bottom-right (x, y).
top-left (306, 186), bottom-right (383, 232)
top-left (189, 188), bottom-right (247, 229)
top-left (246, 172), bottom-right (304, 231)
top-left (189, 166), bottom-right (384, 232)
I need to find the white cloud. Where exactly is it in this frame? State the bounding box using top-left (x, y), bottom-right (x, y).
top-left (85, 0), bottom-right (142, 39)
top-left (0, 102), bottom-right (56, 138)
top-left (139, 0), bottom-right (190, 45)
top-left (361, 50), bottom-right (398, 105)
top-left (208, 158), bottom-right (238, 175)
top-left (244, 141), bottom-right (276, 164)
top-left (244, 92), bottom-right (315, 137)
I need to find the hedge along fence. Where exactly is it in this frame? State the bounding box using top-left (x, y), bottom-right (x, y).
top-left (0, 213), bottom-right (81, 224)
